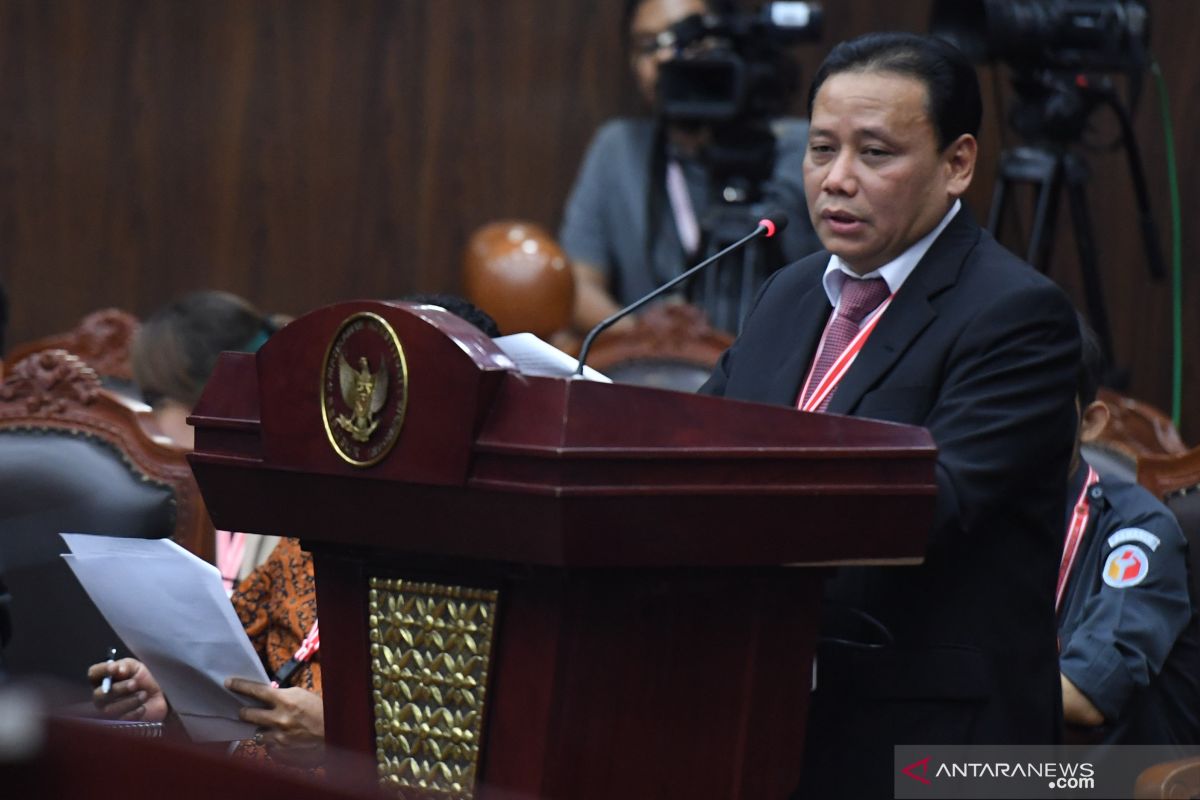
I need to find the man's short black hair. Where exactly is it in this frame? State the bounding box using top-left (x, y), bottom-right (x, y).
top-left (807, 31), bottom-right (982, 151)
top-left (1077, 312), bottom-right (1105, 407)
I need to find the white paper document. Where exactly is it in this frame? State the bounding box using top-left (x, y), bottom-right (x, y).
top-left (61, 533), bottom-right (269, 742)
top-left (493, 332), bottom-right (612, 382)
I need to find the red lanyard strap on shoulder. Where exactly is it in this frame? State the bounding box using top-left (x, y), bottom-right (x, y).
top-left (1056, 466), bottom-right (1099, 614)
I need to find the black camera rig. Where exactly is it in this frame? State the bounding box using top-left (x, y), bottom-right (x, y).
top-left (931, 0), bottom-right (1159, 382)
top-left (931, 0), bottom-right (1148, 73)
top-left (655, 2), bottom-right (823, 125)
top-left (646, 3), bottom-right (823, 333)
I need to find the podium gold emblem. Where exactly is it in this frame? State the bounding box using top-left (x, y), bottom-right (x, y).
top-left (336, 356), bottom-right (387, 442)
top-left (321, 312), bottom-right (408, 467)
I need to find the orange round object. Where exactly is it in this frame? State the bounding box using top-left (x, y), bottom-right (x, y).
top-left (462, 221), bottom-right (575, 340)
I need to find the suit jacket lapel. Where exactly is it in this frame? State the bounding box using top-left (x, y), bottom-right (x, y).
top-left (759, 279), bottom-right (832, 406)
top-left (826, 211), bottom-right (982, 415)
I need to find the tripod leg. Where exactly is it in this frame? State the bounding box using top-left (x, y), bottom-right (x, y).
top-left (987, 171), bottom-right (1009, 236)
top-left (737, 239), bottom-right (759, 334)
top-left (1064, 157), bottom-right (1119, 380)
top-left (700, 244), bottom-right (721, 329)
top-left (1027, 162), bottom-right (1062, 271)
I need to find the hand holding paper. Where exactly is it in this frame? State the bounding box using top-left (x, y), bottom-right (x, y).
top-left (63, 533), bottom-right (270, 741)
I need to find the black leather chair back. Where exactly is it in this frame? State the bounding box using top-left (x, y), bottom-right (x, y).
top-left (0, 350), bottom-right (209, 704)
top-left (0, 432), bottom-right (175, 697)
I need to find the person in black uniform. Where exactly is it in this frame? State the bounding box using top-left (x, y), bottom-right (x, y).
top-left (1058, 320), bottom-right (1200, 744)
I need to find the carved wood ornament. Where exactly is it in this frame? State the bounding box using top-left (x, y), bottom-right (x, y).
top-left (585, 302), bottom-right (733, 374)
top-left (0, 349), bottom-right (214, 561)
top-left (5, 308), bottom-right (139, 382)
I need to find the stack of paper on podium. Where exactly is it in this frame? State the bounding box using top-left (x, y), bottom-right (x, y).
top-left (61, 533), bottom-right (268, 741)
top-left (492, 333), bottom-right (611, 381)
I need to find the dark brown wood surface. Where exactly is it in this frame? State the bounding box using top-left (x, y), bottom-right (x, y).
top-left (190, 301), bottom-right (937, 568)
top-left (190, 301), bottom-right (937, 797)
top-left (0, 717), bottom-right (388, 799)
top-left (2, 0), bottom-right (1196, 437)
top-left (474, 569), bottom-right (824, 799)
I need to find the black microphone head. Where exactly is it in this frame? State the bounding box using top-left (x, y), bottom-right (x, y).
top-left (757, 210), bottom-right (789, 237)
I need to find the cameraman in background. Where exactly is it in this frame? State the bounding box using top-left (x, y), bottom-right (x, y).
top-left (559, 0), bottom-right (822, 334)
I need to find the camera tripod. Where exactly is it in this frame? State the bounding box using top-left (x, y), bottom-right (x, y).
top-left (692, 200), bottom-right (779, 333)
top-left (988, 137), bottom-right (1164, 386)
top-left (987, 70), bottom-right (1166, 385)
top-left (684, 117), bottom-right (796, 334)
top-left (988, 145), bottom-right (1117, 369)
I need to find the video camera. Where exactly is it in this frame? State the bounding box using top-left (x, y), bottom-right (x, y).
top-left (655, 2), bottom-right (823, 125)
top-left (930, 0), bottom-right (1163, 375)
top-left (646, 4), bottom-right (822, 333)
top-left (931, 0), bottom-right (1148, 73)
top-left (932, 0), bottom-right (1149, 145)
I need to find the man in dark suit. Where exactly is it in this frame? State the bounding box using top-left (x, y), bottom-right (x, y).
top-left (701, 32), bottom-right (1080, 796)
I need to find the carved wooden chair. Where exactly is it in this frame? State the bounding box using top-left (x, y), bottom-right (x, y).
top-left (1134, 756), bottom-right (1200, 799)
top-left (4, 308), bottom-right (140, 397)
top-left (0, 350), bottom-right (212, 700)
top-left (1132, 446), bottom-right (1200, 798)
top-left (586, 303), bottom-right (733, 392)
top-left (1083, 389), bottom-right (1187, 482)
top-left (462, 220), bottom-right (574, 342)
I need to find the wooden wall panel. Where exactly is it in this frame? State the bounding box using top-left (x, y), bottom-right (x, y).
top-left (0, 0), bottom-right (1196, 437)
top-left (0, 0), bottom-right (640, 338)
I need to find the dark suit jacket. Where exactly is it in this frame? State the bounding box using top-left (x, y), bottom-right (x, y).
top-left (702, 210), bottom-right (1080, 795)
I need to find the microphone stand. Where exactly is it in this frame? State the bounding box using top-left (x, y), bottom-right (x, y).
top-left (573, 221), bottom-right (775, 377)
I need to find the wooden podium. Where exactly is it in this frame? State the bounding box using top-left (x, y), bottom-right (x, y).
top-left (188, 301), bottom-right (937, 799)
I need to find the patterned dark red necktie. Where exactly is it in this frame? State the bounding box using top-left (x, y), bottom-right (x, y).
top-left (800, 277), bottom-right (891, 412)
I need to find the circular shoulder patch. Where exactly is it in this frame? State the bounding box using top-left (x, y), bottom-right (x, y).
top-left (1103, 544), bottom-right (1150, 589)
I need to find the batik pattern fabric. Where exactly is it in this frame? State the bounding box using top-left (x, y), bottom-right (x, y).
top-left (229, 536), bottom-right (322, 768)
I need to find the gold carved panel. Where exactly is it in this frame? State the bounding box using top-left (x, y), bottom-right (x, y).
top-left (368, 578), bottom-right (499, 799)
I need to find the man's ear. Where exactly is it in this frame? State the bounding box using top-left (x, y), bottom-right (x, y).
top-left (1079, 399), bottom-right (1111, 444)
top-left (945, 133), bottom-right (977, 198)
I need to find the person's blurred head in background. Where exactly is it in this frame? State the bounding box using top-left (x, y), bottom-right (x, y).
top-left (625, 0), bottom-right (712, 107)
top-left (133, 290), bottom-right (279, 448)
top-left (404, 292), bottom-right (502, 338)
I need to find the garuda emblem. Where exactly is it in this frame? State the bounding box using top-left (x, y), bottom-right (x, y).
top-left (335, 355), bottom-right (388, 442)
top-left (321, 311), bottom-right (408, 467)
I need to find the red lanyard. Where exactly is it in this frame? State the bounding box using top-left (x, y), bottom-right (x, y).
top-left (1056, 466), bottom-right (1099, 614)
top-left (797, 294), bottom-right (895, 412)
top-left (294, 620), bottom-right (320, 663)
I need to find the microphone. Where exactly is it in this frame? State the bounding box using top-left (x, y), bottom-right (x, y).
top-left (573, 211), bottom-right (789, 376)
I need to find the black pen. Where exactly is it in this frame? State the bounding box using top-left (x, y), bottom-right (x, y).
top-left (100, 647), bottom-right (117, 695)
